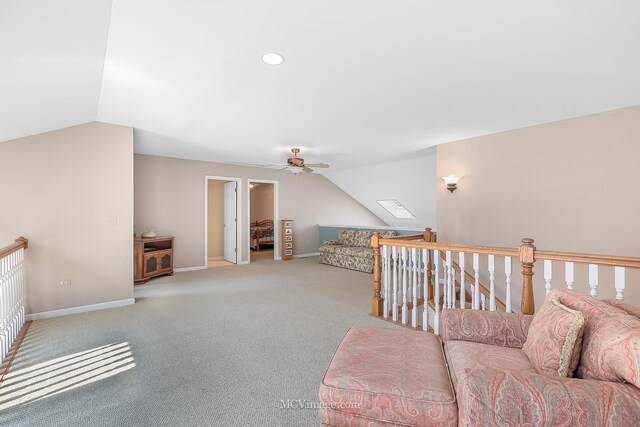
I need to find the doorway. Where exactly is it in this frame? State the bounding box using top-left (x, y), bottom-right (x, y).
top-left (247, 179), bottom-right (278, 262)
top-left (205, 176), bottom-right (242, 267)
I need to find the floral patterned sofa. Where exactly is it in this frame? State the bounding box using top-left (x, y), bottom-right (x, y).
top-left (319, 288), bottom-right (640, 426)
top-left (319, 229), bottom-right (396, 273)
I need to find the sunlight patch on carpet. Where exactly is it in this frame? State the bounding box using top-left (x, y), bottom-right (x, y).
top-left (0, 342), bottom-right (135, 410)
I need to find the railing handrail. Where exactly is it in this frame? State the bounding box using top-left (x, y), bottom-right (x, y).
top-left (378, 238), bottom-right (640, 269)
top-left (387, 233), bottom-right (425, 241)
top-left (0, 237), bottom-right (28, 259)
top-left (378, 238), bottom-right (519, 258)
top-left (535, 250), bottom-right (640, 268)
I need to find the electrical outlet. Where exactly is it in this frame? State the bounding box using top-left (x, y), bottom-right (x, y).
top-left (58, 280), bottom-right (71, 287)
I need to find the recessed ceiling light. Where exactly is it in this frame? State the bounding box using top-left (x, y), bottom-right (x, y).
top-left (262, 53), bottom-right (284, 66)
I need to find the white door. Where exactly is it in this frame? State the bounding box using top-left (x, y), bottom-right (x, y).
top-left (223, 181), bottom-right (237, 263)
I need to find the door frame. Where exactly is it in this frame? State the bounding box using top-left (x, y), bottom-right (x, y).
top-left (247, 179), bottom-right (279, 261)
top-left (204, 175), bottom-right (242, 266)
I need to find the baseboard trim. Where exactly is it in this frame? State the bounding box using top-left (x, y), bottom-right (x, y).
top-left (208, 256), bottom-right (223, 261)
top-left (26, 298), bottom-right (135, 321)
top-left (238, 260), bottom-right (250, 265)
top-left (293, 252), bottom-right (320, 259)
top-left (174, 266), bottom-right (207, 272)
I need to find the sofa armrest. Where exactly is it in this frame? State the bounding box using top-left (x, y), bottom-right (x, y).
top-left (440, 308), bottom-right (533, 348)
top-left (458, 369), bottom-right (640, 426)
top-left (322, 240), bottom-right (341, 245)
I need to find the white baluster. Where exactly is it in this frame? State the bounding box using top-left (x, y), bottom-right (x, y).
top-left (588, 264), bottom-right (598, 298)
top-left (488, 255), bottom-right (496, 311)
top-left (473, 253), bottom-right (480, 310)
top-left (434, 250), bottom-right (440, 334)
top-left (392, 246), bottom-right (398, 321)
top-left (1, 255), bottom-right (6, 360)
top-left (565, 262), bottom-right (574, 290)
top-left (411, 248), bottom-right (418, 328)
top-left (481, 294), bottom-right (486, 311)
top-left (544, 260), bottom-right (552, 295)
top-left (401, 247), bottom-right (408, 325)
top-left (422, 249), bottom-right (429, 331)
top-left (504, 256), bottom-right (512, 313)
top-left (382, 246), bottom-right (389, 318)
top-left (445, 251), bottom-right (453, 309)
top-left (459, 252), bottom-right (466, 309)
top-left (615, 267), bottom-right (625, 300)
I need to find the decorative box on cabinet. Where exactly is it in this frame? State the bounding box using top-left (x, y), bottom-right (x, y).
top-left (281, 220), bottom-right (294, 260)
top-left (134, 236), bottom-right (174, 284)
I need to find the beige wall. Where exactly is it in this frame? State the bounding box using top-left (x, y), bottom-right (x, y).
top-left (437, 106), bottom-right (640, 309)
top-left (207, 180), bottom-right (225, 259)
top-left (0, 122), bottom-right (134, 314)
top-left (134, 154), bottom-right (384, 267)
top-left (250, 183), bottom-right (274, 223)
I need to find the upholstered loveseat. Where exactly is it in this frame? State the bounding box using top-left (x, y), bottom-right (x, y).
top-left (319, 229), bottom-right (396, 273)
top-left (319, 288), bottom-right (640, 426)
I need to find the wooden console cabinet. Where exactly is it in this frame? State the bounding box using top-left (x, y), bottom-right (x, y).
top-left (134, 236), bottom-right (174, 284)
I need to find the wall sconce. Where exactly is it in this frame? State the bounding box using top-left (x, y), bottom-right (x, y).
top-left (442, 175), bottom-right (460, 193)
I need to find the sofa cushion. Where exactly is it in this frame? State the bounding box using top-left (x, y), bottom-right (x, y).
top-left (440, 308), bottom-right (534, 349)
top-left (604, 299), bottom-right (640, 319)
top-left (319, 244), bottom-right (373, 258)
top-left (338, 229), bottom-right (363, 246)
top-left (352, 230), bottom-right (374, 247)
top-left (552, 288), bottom-right (640, 388)
top-left (444, 340), bottom-right (536, 392)
top-left (457, 369), bottom-right (640, 427)
top-left (523, 296), bottom-right (585, 377)
top-left (320, 326), bottom-right (457, 426)
top-left (379, 230), bottom-right (397, 239)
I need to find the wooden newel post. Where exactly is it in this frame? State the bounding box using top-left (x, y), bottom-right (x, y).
top-left (15, 237), bottom-right (28, 249)
top-left (424, 228), bottom-right (434, 300)
top-left (519, 238), bottom-right (536, 315)
top-left (371, 232), bottom-right (383, 317)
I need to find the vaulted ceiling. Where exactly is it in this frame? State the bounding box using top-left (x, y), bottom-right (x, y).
top-left (2, 1), bottom-right (639, 170)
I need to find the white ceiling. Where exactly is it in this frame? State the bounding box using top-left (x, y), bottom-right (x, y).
top-left (2, 1), bottom-right (640, 170)
top-left (0, 0), bottom-right (112, 142)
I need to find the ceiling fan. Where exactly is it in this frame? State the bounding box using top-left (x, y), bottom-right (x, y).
top-left (227, 148), bottom-right (330, 174)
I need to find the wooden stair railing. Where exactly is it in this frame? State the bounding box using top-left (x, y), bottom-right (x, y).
top-left (439, 251), bottom-right (507, 311)
top-left (0, 237), bottom-right (31, 385)
top-left (372, 230), bottom-right (640, 334)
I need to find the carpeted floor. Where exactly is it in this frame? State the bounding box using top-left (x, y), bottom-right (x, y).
top-left (0, 256), bottom-right (399, 426)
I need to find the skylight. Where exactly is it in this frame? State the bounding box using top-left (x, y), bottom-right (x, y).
top-left (376, 200), bottom-right (415, 220)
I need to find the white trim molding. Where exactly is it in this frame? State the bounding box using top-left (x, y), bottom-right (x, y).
top-left (26, 298), bottom-right (135, 321)
top-left (293, 252), bottom-right (320, 259)
top-left (174, 266), bottom-right (207, 273)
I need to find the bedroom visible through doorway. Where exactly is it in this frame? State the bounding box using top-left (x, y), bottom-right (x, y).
top-left (248, 180), bottom-right (278, 262)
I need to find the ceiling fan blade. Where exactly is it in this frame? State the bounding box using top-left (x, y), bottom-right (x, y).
top-left (303, 163), bottom-right (329, 168)
top-left (302, 166), bottom-right (314, 173)
top-left (224, 161), bottom-right (288, 169)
